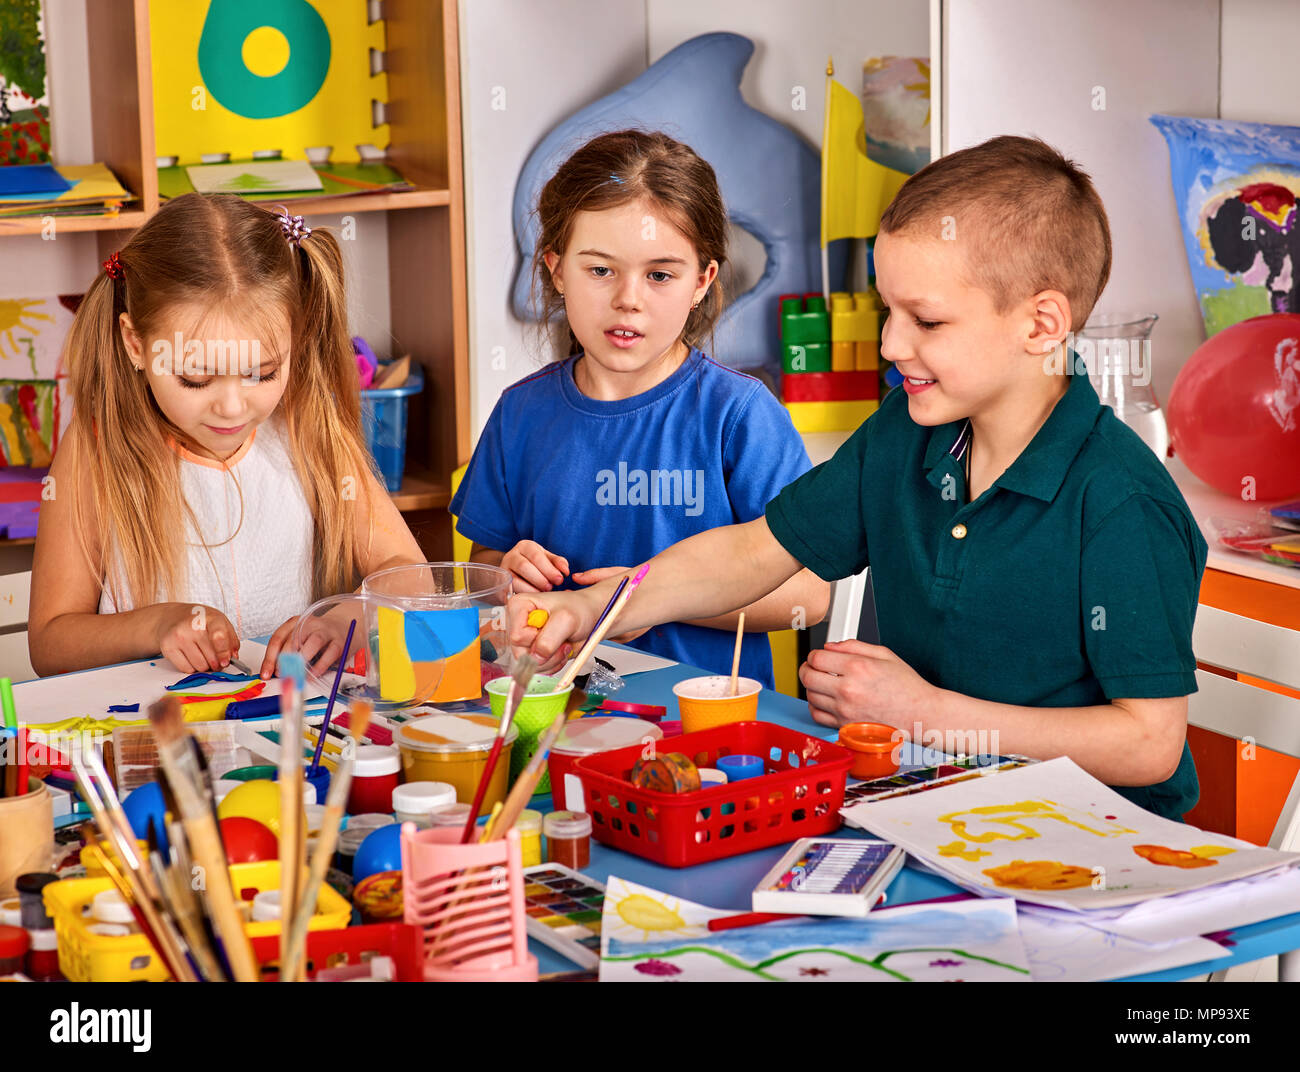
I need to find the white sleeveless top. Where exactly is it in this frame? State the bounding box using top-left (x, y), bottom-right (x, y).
top-left (98, 416), bottom-right (315, 639)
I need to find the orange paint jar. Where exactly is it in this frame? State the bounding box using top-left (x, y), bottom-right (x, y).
top-left (838, 721), bottom-right (906, 780)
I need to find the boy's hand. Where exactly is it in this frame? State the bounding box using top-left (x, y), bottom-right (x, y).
top-left (155, 604), bottom-right (241, 674)
top-left (502, 540), bottom-right (570, 594)
top-left (507, 585), bottom-right (609, 669)
top-left (799, 640), bottom-right (938, 730)
top-left (570, 565), bottom-right (650, 643)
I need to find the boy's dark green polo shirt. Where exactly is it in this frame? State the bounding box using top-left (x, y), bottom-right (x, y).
top-left (766, 368), bottom-right (1208, 821)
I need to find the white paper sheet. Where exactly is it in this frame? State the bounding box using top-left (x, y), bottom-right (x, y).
top-left (842, 757), bottom-right (1300, 909)
top-left (599, 876), bottom-right (1031, 982)
top-left (186, 159), bottom-right (323, 194)
top-left (13, 640), bottom-right (324, 725)
top-left (1015, 907), bottom-right (1225, 981)
top-left (558, 643), bottom-right (678, 681)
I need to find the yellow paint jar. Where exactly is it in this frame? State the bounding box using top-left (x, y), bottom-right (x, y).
top-left (394, 712), bottom-right (518, 817)
top-left (513, 809), bottom-right (542, 867)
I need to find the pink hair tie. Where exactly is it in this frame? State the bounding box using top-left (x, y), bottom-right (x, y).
top-left (275, 205), bottom-right (312, 247)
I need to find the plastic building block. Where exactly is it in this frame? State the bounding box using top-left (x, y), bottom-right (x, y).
top-left (784, 399), bottom-right (879, 433)
top-left (781, 370), bottom-right (879, 403)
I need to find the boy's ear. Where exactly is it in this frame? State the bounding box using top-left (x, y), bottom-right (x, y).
top-left (118, 312), bottom-right (145, 370)
top-left (1026, 289), bottom-right (1071, 355)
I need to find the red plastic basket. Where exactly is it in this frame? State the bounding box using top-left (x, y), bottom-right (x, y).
top-left (570, 721), bottom-right (854, 867)
top-left (249, 924), bottom-right (424, 981)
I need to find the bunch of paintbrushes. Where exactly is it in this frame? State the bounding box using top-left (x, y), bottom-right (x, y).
top-left (429, 566), bottom-right (650, 954)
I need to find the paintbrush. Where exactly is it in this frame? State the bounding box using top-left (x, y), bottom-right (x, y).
top-left (276, 653), bottom-right (307, 981)
top-left (309, 618), bottom-right (355, 778)
top-left (282, 699), bottom-right (370, 980)
top-left (729, 611), bottom-right (746, 696)
top-left (488, 707), bottom-right (569, 839)
top-left (71, 748), bottom-right (197, 981)
top-left (460, 653), bottom-right (537, 843)
top-left (553, 564), bottom-right (650, 692)
top-left (149, 695), bottom-right (259, 982)
top-left (146, 816), bottom-right (214, 982)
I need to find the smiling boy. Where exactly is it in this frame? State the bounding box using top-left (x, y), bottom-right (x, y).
top-left (511, 135), bottom-right (1208, 821)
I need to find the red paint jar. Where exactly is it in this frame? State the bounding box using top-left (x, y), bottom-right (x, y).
top-left (346, 745), bottom-right (402, 816)
top-left (543, 811), bottom-right (592, 870)
top-left (0, 924), bottom-right (28, 975)
top-left (26, 928), bottom-right (62, 981)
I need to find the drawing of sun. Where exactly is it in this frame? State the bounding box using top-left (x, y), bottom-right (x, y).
top-left (0, 298), bottom-right (53, 362)
top-left (606, 891), bottom-right (700, 942)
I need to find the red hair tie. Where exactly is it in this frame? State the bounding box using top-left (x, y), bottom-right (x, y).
top-left (102, 251), bottom-right (124, 280)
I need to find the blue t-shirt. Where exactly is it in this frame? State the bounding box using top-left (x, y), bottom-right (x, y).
top-left (451, 350), bottom-right (811, 686)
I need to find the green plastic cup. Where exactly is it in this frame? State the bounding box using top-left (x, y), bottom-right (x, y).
top-left (485, 674), bottom-right (574, 793)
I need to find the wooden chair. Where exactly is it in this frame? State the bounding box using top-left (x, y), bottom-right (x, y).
top-left (1190, 604), bottom-right (1300, 982)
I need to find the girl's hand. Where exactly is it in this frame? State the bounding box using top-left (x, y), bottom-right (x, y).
top-left (570, 566), bottom-right (650, 643)
top-left (798, 640), bottom-right (939, 730)
top-left (155, 604), bottom-right (241, 674)
top-left (260, 613), bottom-right (353, 680)
top-left (502, 540), bottom-right (569, 594)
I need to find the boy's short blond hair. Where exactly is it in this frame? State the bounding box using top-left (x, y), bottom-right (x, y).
top-left (880, 135), bottom-right (1112, 330)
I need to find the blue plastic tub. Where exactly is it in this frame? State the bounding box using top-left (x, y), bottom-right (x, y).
top-left (360, 364), bottom-right (423, 491)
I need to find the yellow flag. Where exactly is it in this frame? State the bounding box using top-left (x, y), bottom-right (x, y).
top-left (822, 77), bottom-right (910, 246)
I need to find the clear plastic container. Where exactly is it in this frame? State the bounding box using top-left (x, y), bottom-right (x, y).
top-left (337, 813), bottom-right (396, 870)
top-left (428, 802), bottom-right (474, 829)
top-left (543, 811), bottom-right (592, 870)
top-left (392, 781), bottom-right (457, 828)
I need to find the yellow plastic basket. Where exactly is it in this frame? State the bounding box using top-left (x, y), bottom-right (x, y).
top-left (44, 858), bottom-right (352, 982)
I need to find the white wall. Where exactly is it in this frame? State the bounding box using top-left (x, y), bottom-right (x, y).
top-left (459, 0), bottom-right (930, 437)
top-left (943, 0), bottom-right (1221, 411)
top-left (1220, 0), bottom-right (1300, 124)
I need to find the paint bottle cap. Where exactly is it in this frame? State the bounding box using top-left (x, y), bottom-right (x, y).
top-left (396, 713), bottom-right (518, 755)
top-left (251, 890), bottom-right (282, 922)
top-left (429, 802), bottom-right (474, 828)
top-left (28, 928), bottom-right (57, 951)
top-left (717, 754), bottom-right (764, 782)
top-left (352, 745), bottom-right (401, 777)
top-left (92, 889), bottom-right (135, 925)
top-left (0, 898), bottom-right (21, 927)
top-left (552, 717), bottom-right (662, 757)
top-left (0, 924), bottom-right (28, 958)
top-left (339, 813), bottom-right (395, 855)
top-left (513, 809), bottom-right (543, 834)
top-left (542, 811), bottom-right (592, 840)
top-left (698, 768), bottom-right (728, 787)
top-left (391, 781), bottom-right (457, 815)
top-left (88, 923), bottom-right (132, 938)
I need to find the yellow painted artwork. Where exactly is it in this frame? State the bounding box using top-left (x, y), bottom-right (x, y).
top-left (937, 839), bottom-right (990, 862)
top-left (983, 860), bottom-right (1096, 891)
top-left (938, 799), bottom-right (1138, 844)
top-left (1132, 844), bottom-right (1234, 869)
top-left (151, 1), bottom-right (389, 165)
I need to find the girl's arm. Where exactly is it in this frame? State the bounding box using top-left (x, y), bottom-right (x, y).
top-left (27, 428), bottom-right (234, 675)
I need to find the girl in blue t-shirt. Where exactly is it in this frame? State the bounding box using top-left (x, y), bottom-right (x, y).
top-left (450, 130), bottom-right (829, 686)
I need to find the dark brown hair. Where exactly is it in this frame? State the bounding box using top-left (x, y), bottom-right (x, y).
top-left (62, 193), bottom-right (374, 607)
top-left (532, 129), bottom-right (728, 356)
top-left (880, 135), bottom-right (1112, 329)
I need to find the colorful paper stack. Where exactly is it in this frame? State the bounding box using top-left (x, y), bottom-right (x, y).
top-left (779, 293), bottom-right (881, 432)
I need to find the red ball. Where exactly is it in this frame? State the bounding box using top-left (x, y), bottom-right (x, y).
top-left (1168, 313), bottom-right (1300, 499)
top-left (218, 816), bottom-right (279, 863)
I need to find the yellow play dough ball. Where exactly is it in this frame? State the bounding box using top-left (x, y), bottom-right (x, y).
top-left (216, 779), bottom-right (301, 839)
top-left (527, 609), bottom-right (549, 629)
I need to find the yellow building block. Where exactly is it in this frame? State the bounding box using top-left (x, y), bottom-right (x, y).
top-left (855, 339), bottom-right (880, 371)
top-left (831, 340), bottom-right (857, 371)
top-left (784, 399), bottom-right (879, 433)
top-left (831, 291), bottom-right (882, 343)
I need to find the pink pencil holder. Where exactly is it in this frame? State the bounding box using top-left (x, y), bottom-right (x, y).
top-left (401, 823), bottom-right (538, 982)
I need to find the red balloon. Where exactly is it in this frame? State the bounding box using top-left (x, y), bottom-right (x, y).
top-left (218, 816), bottom-right (279, 863)
top-left (1168, 314), bottom-right (1300, 499)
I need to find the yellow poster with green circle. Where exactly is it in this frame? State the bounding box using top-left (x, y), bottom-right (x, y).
top-left (150, 0), bottom-right (389, 165)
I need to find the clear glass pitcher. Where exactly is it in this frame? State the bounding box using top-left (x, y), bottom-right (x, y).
top-left (1076, 312), bottom-right (1169, 463)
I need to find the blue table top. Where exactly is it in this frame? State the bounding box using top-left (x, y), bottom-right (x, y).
top-left (525, 656), bottom-right (1300, 982)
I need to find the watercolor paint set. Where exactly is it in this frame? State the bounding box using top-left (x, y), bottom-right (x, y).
top-left (521, 864), bottom-right (607, 969)
top-left (841, 755), bottom-right (1036, 807)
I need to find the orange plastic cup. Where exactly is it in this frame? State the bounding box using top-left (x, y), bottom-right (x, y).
top-left (838, 721), bottom-right (907, 779)
top-left (672, 676), bottom-right (761, 734)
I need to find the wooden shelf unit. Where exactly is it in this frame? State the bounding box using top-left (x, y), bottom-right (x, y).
top-left (3, 0), bottom-right (469, 557)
